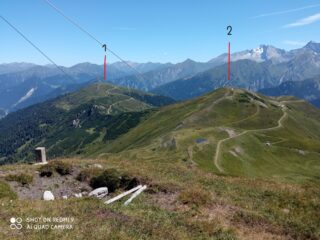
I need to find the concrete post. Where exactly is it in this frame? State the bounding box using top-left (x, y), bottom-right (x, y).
top-left (35, 147), bottom-right (47, 163)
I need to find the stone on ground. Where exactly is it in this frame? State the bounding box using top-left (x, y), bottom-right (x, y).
top-left (89, 187), bottom-right (108, 199)
top-left (43, 191), bottom-right (55, 201)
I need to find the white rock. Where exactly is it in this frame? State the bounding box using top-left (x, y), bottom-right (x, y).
top-left (62, 195), bottom-right (68, 199)
top-left (43, 191), bottom-right (55, 201)
top-left (92, 164), bottom-right (103, 169)
top-left (74, 193), bottom-right (82, 198)
top-left (89, 187), bottom-right (108, 199)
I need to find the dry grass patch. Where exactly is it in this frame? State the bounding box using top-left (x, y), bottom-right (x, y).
top-left (5, 173), bottom-right (33, 186)
top-left (76, 168), bottom-right (104, 183)
top-left (178, 186), bottom-right (212, 207)
top-left (38, 160), bottom-right (72, 177)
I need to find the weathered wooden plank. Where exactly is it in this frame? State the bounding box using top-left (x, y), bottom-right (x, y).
top-left (104, 185), bottom-right (142, 205)
top-left (124, 185), bottom-right (147, 205)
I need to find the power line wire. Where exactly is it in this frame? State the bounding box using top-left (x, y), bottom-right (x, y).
top-left (1, 12), bottom-right (146, 116)
top-left (44, 0), bottom-right (103, 46)
top-left (43, 0), bottom-right (150, 110)
top-left (43, 0), bottom-right (145, 81)
top-left (0, 14), bottom-right (73, 80)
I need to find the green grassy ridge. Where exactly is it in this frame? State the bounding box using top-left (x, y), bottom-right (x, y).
top-left (97, 88), bottom-right (237, 153)
top-left (92, 88), bottom-right (320, 184)
top-left (92, 88), bottom-right (256, 152)
top-left (55, 83), bottom-right (175, 111)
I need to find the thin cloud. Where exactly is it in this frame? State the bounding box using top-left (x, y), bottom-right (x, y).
top-left (251, 4), bottom-right (320, 19)
top-left (282, 40), bottom-right (306, 46)
top-left (283, 13), bottom-right (320, 28)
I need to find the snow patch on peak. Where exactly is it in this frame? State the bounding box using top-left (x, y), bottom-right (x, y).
top-left (253, 47), bottom-right (264, 54)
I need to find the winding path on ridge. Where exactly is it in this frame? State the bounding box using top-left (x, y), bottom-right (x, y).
top-left (213, 103), bottom-right (290, 173)
top-left (105, 86), bottom-right (136, 115)
top-left (186, 90), bottom-right (233, 163)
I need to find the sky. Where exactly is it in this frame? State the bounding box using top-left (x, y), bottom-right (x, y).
top-left (1, 0), bottom-right (320, 66)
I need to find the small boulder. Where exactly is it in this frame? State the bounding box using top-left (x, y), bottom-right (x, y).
top-left (43, 191), bottom-right (55, 201)
top-left (62, 195), bottom-right (68, 200)
top-left (89, 187), bottom-right (108, 199)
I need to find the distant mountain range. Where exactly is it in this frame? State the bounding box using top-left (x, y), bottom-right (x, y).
top-left (259, 76), bottom-right (320, 108)
top-left (152, 41), bottom-right (320, 103)
top-left (0, 61), bottom-right (167, 113)
top-left (153, 60), bottom-right (276, 100)
top-left (109, 59), bottom-right (220, 90)
top-left (1, 41), bottom-right (320, 115)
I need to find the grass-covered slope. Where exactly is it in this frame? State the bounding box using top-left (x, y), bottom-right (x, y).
top-left (95, 88), bottom-right (320, 184)
top-left (0, 88), bottom-right (320, 239)
top-left (0, 83), bottom-right (175, 164)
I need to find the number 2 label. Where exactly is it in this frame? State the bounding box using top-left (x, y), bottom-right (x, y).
top-left (227, 26), bottom-right (232, 36)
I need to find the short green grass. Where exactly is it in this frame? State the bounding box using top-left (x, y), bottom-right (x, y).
top-left (0, 181), bottom-right (17, 200)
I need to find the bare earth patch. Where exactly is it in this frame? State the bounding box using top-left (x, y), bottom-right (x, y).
top-left (2, 165), bottom-right (91, 200)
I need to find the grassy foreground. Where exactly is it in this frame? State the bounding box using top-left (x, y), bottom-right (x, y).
top-left (0, 155), bottom-right (319, 240)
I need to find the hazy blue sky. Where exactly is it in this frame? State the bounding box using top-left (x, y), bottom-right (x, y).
top-left (1, 0), bottom-right (320, 66)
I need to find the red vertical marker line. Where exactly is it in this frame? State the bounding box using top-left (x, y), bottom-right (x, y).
top-left (104, 54), bottom-right (107, 81)
top-left (228, 42), bottom-right (231, 80)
